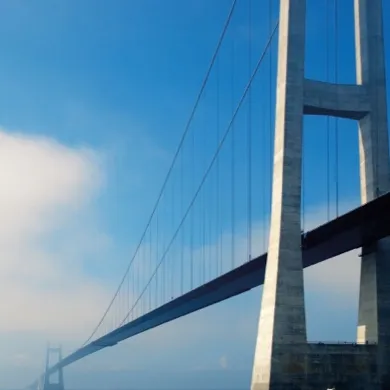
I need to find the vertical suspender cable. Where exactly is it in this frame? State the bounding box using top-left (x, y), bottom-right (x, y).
top-left (302, 128), bottom-right (305, 232)
top-left (149, 226), bottom-right (152, 309)
top-left (190, 116), bottom-right (195, 289)
top-left (201, 109), bottom-right (206, 282)
top-left (247, 0), bottom-right (253, 261)
top-left (156, 209), bottom-right (159, 306)
top-left (216, 55), bottom-right (221, 276)
top-left (231, 36), bottom-right (236, 270)
top-left (180, 151), bottom-right (184, 294)
top-left (268, 0), bottom-right (273, 241)
top-left (202, 181), bottom-right (206, 282)
top-left (131, 251), bottom-right (135, 319)
top-left (326, 0), bottom-right (330, 221)
top-left (374, 10), bottom-right (380, 198)
top-left (161, 207), bottom-right (166, 303)
top-left (127, 254), bottom-right (130, 322)
top-left (171, 180), bottom-right (174, 300)
top-left (334, 0), bottom-right (339, 217)
top-left (142, 238), bottom-right (148, 313)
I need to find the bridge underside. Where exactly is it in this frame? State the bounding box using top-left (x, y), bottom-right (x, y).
top-left (35, 191), bottom-right (390, 380)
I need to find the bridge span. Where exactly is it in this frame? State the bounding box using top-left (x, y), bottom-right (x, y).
top-left (34, 190), bottom-right (390, 384)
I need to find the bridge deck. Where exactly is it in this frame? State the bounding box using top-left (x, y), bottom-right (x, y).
top-left (38, 191), bottom-right (390, 381)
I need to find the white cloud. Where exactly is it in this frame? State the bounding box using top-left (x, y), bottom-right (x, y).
top-left (0, 128), bottom-right (112, 340)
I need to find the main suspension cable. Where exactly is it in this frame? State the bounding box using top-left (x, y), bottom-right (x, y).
top-left (119, 21), bottom-right (280, 326)
top-left (82, 0), bottom-right (239, 346)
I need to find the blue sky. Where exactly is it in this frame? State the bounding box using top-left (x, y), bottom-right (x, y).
top-left (0, 0), bottom-right (390, 388)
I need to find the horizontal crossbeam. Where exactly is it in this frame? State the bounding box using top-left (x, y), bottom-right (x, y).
top-left (303, 78), bottom-right (370, 120)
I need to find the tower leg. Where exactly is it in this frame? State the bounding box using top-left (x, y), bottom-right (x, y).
top-left (250, 1), bottom-right (307, 390)
top-left (355, 1), bottom-right (390, 386)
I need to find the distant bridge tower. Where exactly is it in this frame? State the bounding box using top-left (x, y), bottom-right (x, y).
top-left (250, 0), bottom-right (390, 390)
top-left (42, 346), bottom-right (65, 390)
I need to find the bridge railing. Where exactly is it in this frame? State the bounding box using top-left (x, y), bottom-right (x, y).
top-left (308, 341), bottom-right (378, 345)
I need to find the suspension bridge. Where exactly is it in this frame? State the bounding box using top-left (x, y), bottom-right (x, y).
top-left (30, 0), bottom-right (390, 389)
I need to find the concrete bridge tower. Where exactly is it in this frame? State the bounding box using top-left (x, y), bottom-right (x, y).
top-left (250, 0), bottom-right (390, 389)
top-left (42, 346), bottom-right (65, 390)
